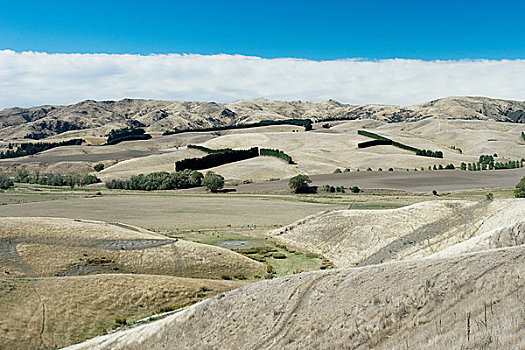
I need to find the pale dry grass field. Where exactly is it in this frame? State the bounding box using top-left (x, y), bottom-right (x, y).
top-left (0, 274), bottom-right (242, 350)
top-left (68, 243), bottom-right (525, 350)
top-left (0, 217), bottom-right (266, 279)
top-left (268, 199), bottom-right (525, 267)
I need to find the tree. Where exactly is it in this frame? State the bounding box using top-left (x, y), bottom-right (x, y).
top-left (351, 186), bottom-right (360, 193)
top-left (94, 163), bottom-right (105, 172)
top-left (516, 176), bottom-right (525, 198)
top-left (0, 174), bottom-right (14, 190)
top-left (202, 171), bottom-right (224, 193)
top-left (333, 168), bottom-right (342, 174)
top-left (288, 174), bottom-right (311, 193)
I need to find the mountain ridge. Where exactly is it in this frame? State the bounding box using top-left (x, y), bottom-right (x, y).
top-left (1, 96), bottom-right (524, 140)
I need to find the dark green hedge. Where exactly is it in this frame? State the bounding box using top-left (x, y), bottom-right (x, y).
top-left (106, 128), bottom-right (151, 145)
top-left (357, 139), bottom-right (392, 148)
top-left (260, 148), bottom-right (293, 163)
top-left (0, 139), bottom-right (84, 159)
top-left (163, 118), bottom-right (313, 135)
top-left (358, 130), bottom-right (442, 158)
top-left (175, 147), bottom-right (259, 171)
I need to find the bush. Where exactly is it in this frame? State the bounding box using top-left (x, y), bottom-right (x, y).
top-left (444, 164), bottom-right (455, 170)
top-left (351, 186), bottom-right (360, 193)
top-left (388, 168), bottom-right (393, 171)
top-left (516, 176), bottom-right (525, 198)
top-left (289, 174), bottom-right (311, 193)
top-left (93, 163), bottom-right (105, 172)
top-left (333, 168), bottom-right (342, 174)
top-left (0, 174), bottom-right (14, 189)
top-left (202, 171), bottom-right (224, 193)
top-left (486, 192), bottom-right (494, 200)
top-left (367, 167), bottom-right (372, 171)
top-left (343, 168), bottom-right (350, 173)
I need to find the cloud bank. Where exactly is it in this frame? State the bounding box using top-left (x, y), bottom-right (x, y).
top-left (1, 50), bottom-right (524, 109)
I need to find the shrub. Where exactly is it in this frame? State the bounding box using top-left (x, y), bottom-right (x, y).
top-left (432, 190), bottom-right (438, 196)
top-left (486, 192), bottom-right (494, 200)
top-left (333, 168), bottom-right (342, 174)
top-left (378, 168), bottom-right (383, 171)
top-left (202, 171), bottom-right (225, 193)
top-left (0, 174), bottom-right (14, 189)
top-left (289, 174), bottom-right (311, 193)
top-left (93, 163), bottom-right (105, 172)
top-left (444, 164), bottom-right (455, 170)
top-left (114, 317), bottom-right (127, 326)
top-left (516, 176), bottom-right (525, 198)
top-left (343, 168), bottom-right (351, 173)
top-left (351, 186), bottom-right (360, 193)
top-left (388, 168), bottom-right (394, 171)
top-left (367, 167), bottom-right (372, 171)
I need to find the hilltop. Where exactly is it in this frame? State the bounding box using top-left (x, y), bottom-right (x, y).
top-left (1, 96), bottom-right (524, 140)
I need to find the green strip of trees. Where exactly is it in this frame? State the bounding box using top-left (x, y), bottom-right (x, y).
top-left (0, 139), bottom-right (84, 159)
top-left (358, 130), bottom-right (443, 158)
top-left (260, 148), bottom-right (293, 163)
top-left (105, 170), bottom-right (203, 191)
top-left (175, 147), bottom-right (259, 171)
top-left (106, 127), bottom-right (151, 145)
top-left (14, 169), bottom-right (100, 187)
top-left (163, 118), bottom-right (313, 135)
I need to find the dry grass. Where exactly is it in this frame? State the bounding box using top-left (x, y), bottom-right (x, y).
top-left (268, 199), bottom-right (525, 267)
top-left (67, 243), bottom-right (525, 350)
top-left (0, 217), bottom-right (266, 279)
top-left (0, 274), bottom-right (242, 350)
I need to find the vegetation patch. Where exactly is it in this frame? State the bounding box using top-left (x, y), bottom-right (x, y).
top-left (358, 130), bottom-right (443, 158)
top-left (260, 148), bottom-right (293, 164)
top-left (0, 139), bottom-right (83, 159)
top-left (14, 169), bottom-right (100, 187)
top-left (163, 118), bottom-right (313, 135)
top-left (175, 147), bottom-right (259, 171)
top-left (106, 127), bottom-right (151, 145)
top-left (105, 169), bottom-right (203, 190)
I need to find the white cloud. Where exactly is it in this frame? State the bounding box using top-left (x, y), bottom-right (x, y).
top-left (1, 50), bottom-right (524, 109)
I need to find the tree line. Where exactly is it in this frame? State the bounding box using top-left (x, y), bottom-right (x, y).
top-left (357, 130), bottom-right (443, 158)
top-left (106, 127), bottom-right (151, 145)
top-left (105, 169), bottom-right (203, 190)
top-left (14, 169), bottom-right (100, 187)
top-left (0, 139), bottom-right (83, 159)
top-left (175, 147), bottom-right (259, 171)
top-left (163, 118), bottom-right (313, 135)
top-left (260, 148), bottom-right (293, 164)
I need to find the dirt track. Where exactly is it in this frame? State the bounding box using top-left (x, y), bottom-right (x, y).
top-left (236, 168), bottom-right (525, 193)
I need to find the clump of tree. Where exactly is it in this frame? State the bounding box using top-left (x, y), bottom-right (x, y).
top-left (106, 127), bottom-right (151, 145)
top-left (93, 163), bottom-right (105, 172)
top-left (351, 186), bottom-right (360, 193)
top-left (260, 148), bottom-right (293, 164)
top-left (333, 168), bottom-right (342, 174)
top-left (175, 147), bottom-right (259, 171)
top-left (106, 169), bottom-right (203, 191)
top-left (522, 132), bottom-right (525, 142)
top-left (516, 176), bottom-right (525, 198)
top-left (444, 164), bottom-right (455, 169)
top-left (164, 118), bottom-right (313, 135)
top-left (0, 174), bottom-right (14, 189)
top-left (289, 174), bottom-right (311, 193)
top-left (202, 171), bottom-right (225, 192)
top-left (0, 139), bottom-right (83, 159)
top-left (14, 169), bottom-right (100, 187)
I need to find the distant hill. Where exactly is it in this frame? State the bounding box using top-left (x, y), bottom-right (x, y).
top-left (0, 96), bottom-right (524, 140)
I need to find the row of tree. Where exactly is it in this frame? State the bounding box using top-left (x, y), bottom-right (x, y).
top-left (175, 147), bottom-right (259, 171)
top-left (163, 118), bottom-right (313, 135)
top-left (14, 169), bottom-right (100, 187)
top-left (415, 149), bottom-right (444, 158)
top-left (357, 130), bottom-right (442, 158)
top-left (260, 148), bottom-right (293, 164)
top-left (0, 139), bottom-right (83, 159)
top-left (106, 127), bottom-right (151, 145)
top-left (461, 160), bottom-right (524, 171)
top-left (105, 169), bottom-right (203, 191)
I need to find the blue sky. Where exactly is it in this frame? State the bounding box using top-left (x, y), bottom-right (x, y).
top-left (1, 0), bottom-right (524, 60)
